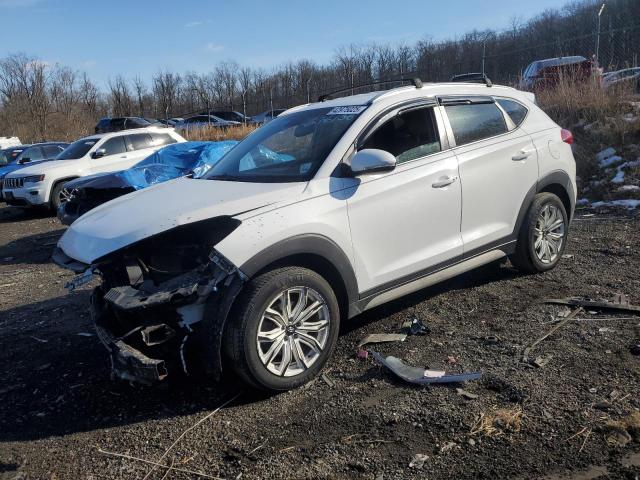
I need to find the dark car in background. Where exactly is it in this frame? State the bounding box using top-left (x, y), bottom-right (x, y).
top-left (209, 111), bottom-right (249, 123)
top-left (57, 140), bottom-right (238, 225)
top-left (250, 108), bottom-right (286, 125)
top-left (0, 142), bottom-right (68, 200)
top-left (520, 56), bottom-right (598, 90)
top-left (94, 117), bottom-right (165, 134)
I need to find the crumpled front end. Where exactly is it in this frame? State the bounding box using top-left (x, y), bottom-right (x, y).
top-left (54, 216), bottom-right (247, 385)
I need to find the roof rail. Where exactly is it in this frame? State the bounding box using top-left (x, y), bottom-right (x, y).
top-left (318, 77), bottom-right (423, 102)
top-left (450, 73), bottom-right (493, 87)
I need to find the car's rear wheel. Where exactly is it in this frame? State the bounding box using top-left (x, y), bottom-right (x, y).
top-left (510, 192), bottom-right (568, 273)
top-left (224, 266), bottom-right (340, 391)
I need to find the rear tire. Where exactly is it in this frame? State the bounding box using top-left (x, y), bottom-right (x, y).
top-left (510, 192), bottom-right (568, 273)
top-left (224, 266), bottom-right (340, 391)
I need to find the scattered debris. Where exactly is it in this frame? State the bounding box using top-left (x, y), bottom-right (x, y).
top-left (561, 254), bottom-right (574, 259)
top-left (321, 372), bottom-right (335, 388)
top-left (357, 333), bottom-right (407, 348)
top-left (532, 354), bottom-right (553, 368)
top-left (356, 349), bottom-right (369, 360)
top-left (602, 412), bottom-right (640, 448)
top-left (409, 453), bottom-right (429, 469)
top-left (440, 441), bottom-right (457, 453)
top-left (594, 400), bottom-right (612, 411)
top-left (402, 318), bottom-right (429, 336)
top-left (483, 335), bottom-right (500, 345)
top-left (470, 407), bottom-right (523, 437)
top-left (544, 295), bottom-right (640, 315)
top-left (371, 351), bottom-right (481, 385)
top-left (630, 343), bottom-right (640, 356)
top-left (456, 388), bottom-right (478, 400)
top-left (522, 308), bottom-right (583, 363)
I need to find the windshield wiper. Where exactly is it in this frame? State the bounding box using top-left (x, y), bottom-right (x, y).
top-left (207, 174), bottom-right (244, 181)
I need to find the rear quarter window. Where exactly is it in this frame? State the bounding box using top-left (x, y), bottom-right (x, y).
top-left (444, 103), bottom-right (508, 146)
top-left (496, 99), bottom-right (528, 127)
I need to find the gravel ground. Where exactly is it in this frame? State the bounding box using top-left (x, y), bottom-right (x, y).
top-left (1, 204), bottom-right (640, 480)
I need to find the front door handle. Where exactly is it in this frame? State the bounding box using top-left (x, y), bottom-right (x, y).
top-left (432, 175), bottom-right (458, 188)
top-left (511, 150), bottom-right (532, 161)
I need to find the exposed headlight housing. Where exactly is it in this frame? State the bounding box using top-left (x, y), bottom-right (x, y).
top-left (23, 174), bottom-right (45, 183)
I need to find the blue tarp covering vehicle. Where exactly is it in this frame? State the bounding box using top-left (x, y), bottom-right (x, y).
top-left (57, 141), bottom-right (238, 225)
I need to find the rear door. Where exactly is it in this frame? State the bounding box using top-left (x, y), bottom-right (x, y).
top-left (344, 103), bottom-right (463, 294)
top-left (441, 96), bottom-right (537, 254)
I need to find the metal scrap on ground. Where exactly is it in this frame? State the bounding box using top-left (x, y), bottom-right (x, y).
top-left (357, 333), bottom-right (407, 348)
top-left (544, 294), bottom-right (640, 315)
top-left (371, 351), bottom-right (481, 385)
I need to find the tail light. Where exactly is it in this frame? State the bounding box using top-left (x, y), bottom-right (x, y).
top-left (561, 129), bottom-right (573, 145)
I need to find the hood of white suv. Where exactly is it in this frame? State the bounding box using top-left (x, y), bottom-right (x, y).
top-left (58, 176), bottom-right (306, 264)
top-left (5, 159), bottom-right (80, 177)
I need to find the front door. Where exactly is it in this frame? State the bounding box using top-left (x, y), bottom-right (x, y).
top-left (344, 105), bottom-right (463, 295)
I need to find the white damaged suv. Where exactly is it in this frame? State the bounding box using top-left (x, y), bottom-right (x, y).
top-left (54, 80), bottom-right (576, 390)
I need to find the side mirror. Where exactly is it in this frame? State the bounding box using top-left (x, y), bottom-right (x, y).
top-left (92, 148), bottom-right (106, 159)
top-left (350, 149), bottom-right (396, 175)
top-left (18, 157), bottom-right (31, 164)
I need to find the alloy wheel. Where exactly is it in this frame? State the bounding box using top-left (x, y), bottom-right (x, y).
top-left (256, 287), bottom-right (330, 377)
top-left (533, 203), bottom-right (565, 264)
top-left (59, 187), bottom-right (74, 204)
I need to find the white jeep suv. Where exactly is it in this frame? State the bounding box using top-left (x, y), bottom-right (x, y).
top-left (3, 127), bottom-right (185, 210)
top-left (54, 80), bottom-right (576, 390)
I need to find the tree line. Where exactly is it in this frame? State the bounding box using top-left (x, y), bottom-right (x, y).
top-left (1, 0), bottom-right (638, 143)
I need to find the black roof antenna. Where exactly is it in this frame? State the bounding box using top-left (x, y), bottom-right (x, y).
top-left (318, 77), bottom-right (423, 102)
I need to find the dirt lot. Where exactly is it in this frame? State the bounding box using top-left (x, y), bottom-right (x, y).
top-left (1, 204), bottom-right (639, 480)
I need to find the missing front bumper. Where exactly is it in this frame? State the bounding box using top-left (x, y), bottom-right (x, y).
top-left (88, 251), bottom-right (246, 385)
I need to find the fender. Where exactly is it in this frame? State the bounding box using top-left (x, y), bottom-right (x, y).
top-left (537, 170), bottom-right (575, 219)
top-left (239, 233), bottom-right (359, 308)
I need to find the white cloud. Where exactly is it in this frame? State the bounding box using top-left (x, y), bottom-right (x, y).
top-left (185, 21), bottom-right (203, 28)
top-left (205, 43), bottom-right (224, 53)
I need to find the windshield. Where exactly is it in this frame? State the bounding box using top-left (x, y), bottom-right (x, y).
top-left (203, 106), bottom-right (365, 182)
top-left (56, 138), bottom-right (99, 160)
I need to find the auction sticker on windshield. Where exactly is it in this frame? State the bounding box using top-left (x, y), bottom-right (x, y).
top-left (327, 106), bottom-right (368, 115)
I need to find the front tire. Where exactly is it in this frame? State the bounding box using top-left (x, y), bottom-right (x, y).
top-left (224, 266), bottom-right (340, 391)
top-left (510, 192), bottom-right (568, 273)
top-left (50, 181), bottom-right (72, 212)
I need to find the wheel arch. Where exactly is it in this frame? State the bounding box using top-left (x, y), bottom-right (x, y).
top-left (537, 170), bottom-right (575, 220)
top-left (238, 234), bottom-right (359, 319)
top-left (49, 176), bottom-right (80, 203)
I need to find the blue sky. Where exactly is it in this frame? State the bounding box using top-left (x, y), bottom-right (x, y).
top-left (1, 0), bottom-right (564, 86)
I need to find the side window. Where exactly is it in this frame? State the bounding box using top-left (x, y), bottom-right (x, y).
top-left (42, 145), bottom-right (62, 158)
top-left (361, 107), bottom-right (441, 164)
top-left (444, 103), bottom-right (507, 146)
top-left (125, 133), bottom-right (154, 151)
top-left (100, 137), bottom-right (127, 156)
top-left (150, 133), bottom-right (177, 146)
top-left (24, 146), bottom-right (44, 161)
top-left (497, 99), bottom-right (528, 127)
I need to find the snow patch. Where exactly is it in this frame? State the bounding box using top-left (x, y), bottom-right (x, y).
top-left (591, 199), bottom-right (640, 209)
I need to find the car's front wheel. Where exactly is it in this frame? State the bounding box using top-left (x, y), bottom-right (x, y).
top-left (510, 192), bottom-right (568, 273)
top-left (224, 266), bottom-right (340, 391)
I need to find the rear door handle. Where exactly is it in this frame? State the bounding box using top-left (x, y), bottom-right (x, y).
top-left (511, 150), bottom-right (532, 161)
top-left (432, 176), bottom-right (458, 188)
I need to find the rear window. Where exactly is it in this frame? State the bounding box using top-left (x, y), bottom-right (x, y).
top-left (445, 103), bottom-right (508, 146)
top-left (496, 99), bottom-right (528, 127)
top-left (126, 133), bottom-right (154, 151)
top-left (150, 133), bottom-right (177, 146)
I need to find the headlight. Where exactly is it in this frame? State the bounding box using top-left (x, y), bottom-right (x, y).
top-left (23, 174), bottom-right (45, 183)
